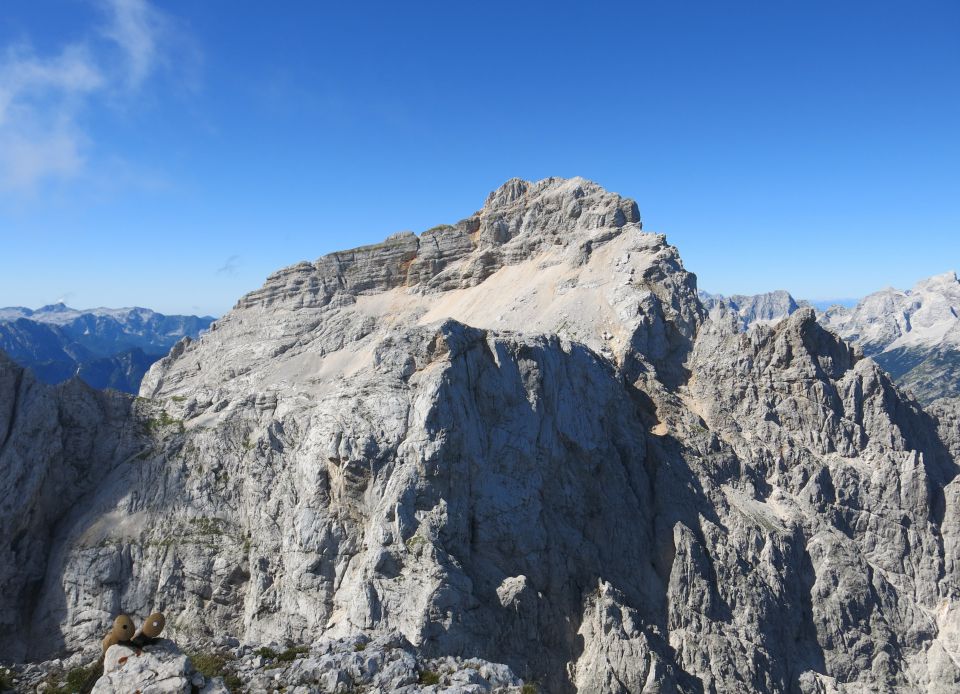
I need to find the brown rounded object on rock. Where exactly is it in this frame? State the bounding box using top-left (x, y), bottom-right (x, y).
top-left (101, 631), bottom-right (120, 654)
top-left (141, 612), bottom-right (165, 638)
top-left (110, 614), bottom-right (136, 641)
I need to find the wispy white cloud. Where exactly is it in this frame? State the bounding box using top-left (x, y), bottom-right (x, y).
top-left (99, 0), bottom-right (166, 88)
top-left (0, 44), bottom-right (104, 122)
top-left (0, 0), bottom-right (189, 193)
top-left (0, 42), bottom-right (103, 189)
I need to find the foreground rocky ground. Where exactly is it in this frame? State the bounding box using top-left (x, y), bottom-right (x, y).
top-left (2, 177), bottom-right (960, 692)
top-left (2, 634), bottom-right (529, 693)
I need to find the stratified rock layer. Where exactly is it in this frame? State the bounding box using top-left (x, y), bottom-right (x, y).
top-left (2, 177), bottom-right (959, 693)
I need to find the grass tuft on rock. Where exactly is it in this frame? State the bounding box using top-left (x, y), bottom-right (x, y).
top-left (223, 672), bottom-right (243, 691)
top-left (188, 650), bottom-right (243, 693)
top-left (418, 669), bottom-right (441, 685)
top-left (45, 661), bottom-right (103, 694)
top-left (188, 650), bottom-right (232, 678)
top-left (276, 645), bottom-right (309, 662)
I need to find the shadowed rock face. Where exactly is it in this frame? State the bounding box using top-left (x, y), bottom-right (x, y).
top-left (2, 178), bottom-right (960, 693)
top-left (0, 353), bottom-right (144, 661)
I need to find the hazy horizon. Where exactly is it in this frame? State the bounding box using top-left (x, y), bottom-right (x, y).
top-left (0, 261), bottom-right (932, 319)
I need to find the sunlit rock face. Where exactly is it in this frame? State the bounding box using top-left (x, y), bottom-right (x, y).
top-left (2, 177), bottom-right (959, 693)
top-left (820, 271), bottom-right (960, 404)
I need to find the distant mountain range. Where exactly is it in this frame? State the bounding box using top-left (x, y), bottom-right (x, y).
top-left (699, 289), bottom-right (810, 330)
top-left (704, 270), bottom-right (960, 404)
top-left (0, 303), bottom-right (214, 393)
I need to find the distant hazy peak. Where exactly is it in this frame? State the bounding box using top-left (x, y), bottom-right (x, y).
top-left (700, 289), bottom-right (805, 329)
top-left (0, 304), bottom-right (215, 325)
top-left (0, 305), bottom-right (215, 394)
top-left (910, 269), bottom-right (959, 293)
top-left (36, 302), bottom-right (71, 313)
top-left (819, 269), bottom-right (960, 351)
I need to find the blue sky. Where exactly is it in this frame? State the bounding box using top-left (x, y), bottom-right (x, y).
top-left (0, 0), bottom-right (957, 316)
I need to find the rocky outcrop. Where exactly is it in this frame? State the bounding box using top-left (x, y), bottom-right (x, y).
top-left (687, 305), bottom-right (960, 691)
top-left (2, 177), bottom-right (959, 693)
top-left (93, 639), bottom-right (226, 694)
top-left (203, 632), bottom-right (524, 693)
top-left (8, 633), bottom-right (527, 693)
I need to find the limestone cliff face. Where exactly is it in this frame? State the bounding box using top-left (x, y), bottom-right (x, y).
top-left (2, 178), bottom-right (959, 693)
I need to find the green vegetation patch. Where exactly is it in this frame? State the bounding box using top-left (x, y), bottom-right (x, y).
top-left (189, 650), bottom-right (233, 678)
top-left (189, 516), bottom-right (229, 536)
top-left (405, 534), bottom-right (426, 551)
top-left (277, 645), bottom-right (309, 662)
top-left (223, 672), bottom-right (243, 691)
top-left (188, 650), bottom-right (242, 693)
top-left (144, 410), bottom-right (185, 434)
top-left (418, 669), bottom-right (441, 685)
top-left (45, 661), bottom-right (103, 694)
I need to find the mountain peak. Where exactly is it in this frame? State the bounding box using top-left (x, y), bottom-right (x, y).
top-left (479, 176), bottom-right (640, 234)
top-left (235, 177), bottom-right (644, 313)
top-left (36, 302), bottom-right (73, 313)
top-left (699, 288), bottom-right (803, 329)
top-left (912, 269), bottom-right (958, 294)
top-left (820, 268), bottom-right (960, 373)
top-left (150, 176), bottom-right (701, 399)
top-left (484, 176), bottom-right (530, 206)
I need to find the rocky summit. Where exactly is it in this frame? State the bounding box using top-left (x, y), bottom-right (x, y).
top-left (2, 176), bottom-right (960, 693)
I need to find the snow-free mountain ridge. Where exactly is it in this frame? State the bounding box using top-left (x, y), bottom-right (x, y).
top-left (0, 305), bottom-right (214, 394)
